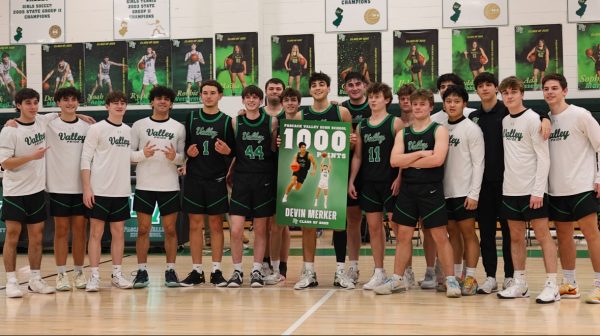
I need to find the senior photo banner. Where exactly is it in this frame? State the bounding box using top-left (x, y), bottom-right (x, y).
top-left (171, 38), bottom-right (213, 104)
top-left (10, 0), bottom-right (65, 44)
top-left (337, 32), bottom-right (381, 96)
top-left (442, 0), bottom-right (508, 28)
top-left (393, 29), bottom-right (438, 93)
top-left (113, 0), bottom-right (170, 40)
top-left (514, 24), bottom-right (563, 91)
top-left (271, 34), bottom-right (315, 97)
top-left (41, 43), bottom-right (84, 107)
top-left (84, 41), bottom-right (128, 106)
top-left (577, 23), bottom-right (600, 90)
top-left (127, 39), bottom-right (171, 105)
top-left (215, 32), bottom-right (259, 97)
top-left (0, 45), bottom-right (27, 108)
top-left (325, 0), bottom-right (388, 33)
top-left (276, 119), bottom-right (350, 230)
top-left (452, 27), bottom-right (498, 92)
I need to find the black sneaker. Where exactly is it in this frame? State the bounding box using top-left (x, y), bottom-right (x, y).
top-left (179, 270), bottom-right (205, 287)
top-left (226, 270), bottom-right (243, 288)
top-left (250, 270), bottom-right (264, 288)
top-left (132, 269), bottom-right (150, 288)
top-left (210, 270), bottom-right (228, 287)
top-left (164, 269), bottom-right (181, 287)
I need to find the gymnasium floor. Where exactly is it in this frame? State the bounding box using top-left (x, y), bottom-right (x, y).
top-left (1, 230), bottom-right (599, 335)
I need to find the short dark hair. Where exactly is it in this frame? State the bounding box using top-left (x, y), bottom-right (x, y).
top-left (242, 85), bottom-right (264, 100)
top-left (1, 52), bottom-right (8, 58)
top-left (442, 85), bottom-right (469, 103)
top-left (200, 80), bottom-right (223, 94)
top-left (264, 78), bottom-right (285, 90)
top-left (298, 142), bottom-right (307, 148)
top-left (542, 73), bottom-right (568, 89)
top-left (410, 89), bottom-right (434, 106)
top-left (309, 72), bottom-right (331, 87)
top-left (396, 83), bottom-right (417, 97)
top-left (105, 91), bottom-right (127, 105)
top-left (149, 85), bottom-right (175, 102)
top-left (473, 72), bottom-right (498, 88)
top-left (15, 88), bottom-right (40, 113)
top-left (344, 71), bottom-right (366, 84)
top-left (281, 87), bottom-right (301, 104)
top-left (436, 73), bottom-right (465, 90)
top-left (366, 82), bottom-right (393, 107)
top-left (54, 87), bottom-right (82, 103)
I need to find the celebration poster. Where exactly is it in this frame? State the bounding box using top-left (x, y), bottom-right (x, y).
top-left (514, 24), bottom-right (563, 91)
top-left (393, 29), bottom-right (438, 93)
top-left (126, 39), bottom-right (171, 104)
top-left (215, 32), bottom-right (259, 97)
top-left (41, 43), bottom-right (84, 107)
top-left (0, 45), bottom-right (27, 108)
top-left (271, 34), bottom-right (315, 97)
top-left (84, 41), bottom-right (128, 106)
top-left (171, 38), bottom-right (213, 104)
top-left (337, 32), bottom-right (381, 96)
top-left (452, 28), bottom-right (498, 92)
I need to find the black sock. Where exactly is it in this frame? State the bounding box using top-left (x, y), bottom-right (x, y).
top-left (333, 230), bottom-right (347, 263)
top-left (279, 262), bottom-right (287, 277)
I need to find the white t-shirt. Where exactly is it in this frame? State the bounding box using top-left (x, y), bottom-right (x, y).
top-left (430, 107), bottom-right (475, 124)
top-left (548, 104), bottom-right (600, 196)
top-left (131, 117), bottom-right (186, 192)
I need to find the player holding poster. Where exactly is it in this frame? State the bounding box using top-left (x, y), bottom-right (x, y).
top-left (41, 43), bottom-right (84, 107)
top-left (215, 32), bottom-right (258, 97)
top-left (338, 33), bottom-right (381, 96)
top-left (84, 41), bottom-right (128, 106)
top-left (514, 24), bottom-right (563, 91)
top-left (126, 39), bottom-right (171, 104)
top-left (452, 28), bottom-right (498, 92)
top-left (393, 30), bottom-right (438, 93)
top-left (0, 45), bottom-right (27, 108)
top-left (271, 34), bottom-right (314, 96)
top-left (171, 38), bottom-right (213, 104)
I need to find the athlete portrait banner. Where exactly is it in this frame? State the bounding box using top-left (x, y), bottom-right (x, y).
top-left (577, 23), bottom-right (600, 90)
top-left (452, 28), bottom-right (498, 92)
top-left (337, 32), bottom-right (381, 96)
top-left (568, 0), bottom-right (600, 23)
top-left (271, 34), bottom-right (315, 97)
top-left (393, 29), bottom-right (438, 93)
top-left (514, 24), bottom-right (563, 91)
top-left (215, 32), bottom-right (258, 97)
top-left (0, 45), bottom-right (27, 108)
top-left (84, 41), bottom-right (128, 106)
top-left (41, 43), bottom-right (84, 107)
top-left (126, 39), bottom-right (171, 105)
top-left (113, 0), bottom-right (170, 40)
top-left (442, 0), bottom-right (507, 28)
top-left (325, 0), bottom-right (387, 33)
top-left (276, 120), bottom-right (350, 230)
top-left (10, 0), bottom-right (65, 44)
top-left (171, 38), bottom-right (213, 104)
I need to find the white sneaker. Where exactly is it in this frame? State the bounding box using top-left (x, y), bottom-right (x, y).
top-left (324, 202), bottom-right (327, 209)
top-left (74, 271), bottom-right (87, 289)
top-left (294, 270), bottom-right (318, 290)
top-left (86, 275), bottom-right (100, 292)
top-left (333, 269), bottom-right (355, 289)
top-left (503, 277), bottom-right (515, 290)
top-left (536, 281), bottom-right (560, 304)
top-left (261, 263), bottom-right (273, 277)
top-left (28, 277), bottom-right (56, 294)
top-left (314, 199), bottom-right (318, 207)
top-left (111, 272), bottom-right (133, 289)
top-left (6, 280), bottom-right (23, 298)
top-left (497, 281), bottom-right (529, 299)
top-left (347, 267), bottom-right (359, 285)
top-left (55, 272), bottom-right (72, 291)
top-left (477, 276), bottom-right (498, 294)
top-left (363, 271), bottom-right (387, 290)
top-left (420, 270), bottom-right (436, 289)
top-left (264, 271), bottom-right (284, 285)
top-left (374, 276), bottom-right (407, 295)
top-left (282, 195), bottom-right (288, 203)
top-left (446, 277), bottom-right (462, 298)
top-left (404, 267), bottom-right (417, 288)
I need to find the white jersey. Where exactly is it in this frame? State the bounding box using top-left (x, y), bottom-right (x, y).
top-left (318, 170), bottom-right (330, 189)
top-left (430, 107), bottom-right (475, 124)
top-left (131, 117), bottom-right (186, 192)
top-left (0, 113), bottom-right (57, 196)
top-left (100, 62), bottom-right (111, 76)
top-left (502, 109), bottom-right (550, 197)
top-left (0, 60), bottom-right (17, 81)
top-left (186, 51), bottom-right (203, 73)
top-left (548, 104), bottom-right (600, 196)
top-left (144, 55), bottom-right (156, 73)
top-left (46, 117), bottom-right (90, 194)
top-left (442, 117), bottom-right (485, 200)
top-left (80, 120), bottom-right (132, 197)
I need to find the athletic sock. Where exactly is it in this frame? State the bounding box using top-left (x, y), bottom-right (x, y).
top-left (166, 263), bottom-right (175, 271)
top-left (138, 263), bottom-right (147, 271)
top-left (57, 265), bottom-right (67, 274)
top-left (112, 265), bottom-right (122, 276)
top-left (192, 264), bottom-right (202, 273)
top-left (563, 269), bottom-right (576, 284)
top-left (212, 262), bottom-right (221, 272)
top-left (233, 263), bottom-right (243, 272)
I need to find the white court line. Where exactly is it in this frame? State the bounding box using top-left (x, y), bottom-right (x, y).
top-left (282, 289), bottom-right (336, 335)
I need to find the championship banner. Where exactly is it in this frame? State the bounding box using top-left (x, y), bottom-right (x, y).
top-left (452, 28), bottom-right (498, 92)
top-left (337, 32), bottom-right (381, 96)
top-left (442, 0), bottom-right (507, 28)
top-left (215, 32), bottom-right (259, 97)
top-left (271, 34), bottom-right (315, 97)
top-left (126, 39), bottom-right (171, 105)
top-left (113, 0), bottom-right (170, 40)
top-left (577, 23), bottom-right (600, 90)
top-left (10, 0), bottom-right (65, 44)
top-left (568, 0), bottom-right (600, 23)
top-left (171, 38), bottom-right (213, 104)
top-left (0, 45), bottom-right (27, 108)
top-left (41, 43), bottom-right (84, 107)
top-left (325, 0), bottom-right (387, 33)
top-left (84, 41), bottom-right (128, 106)
top-left (393, 29), bottom-right (438, 93)
top-left (514, 24), bottom-right (563, 91)
top-left (276, 120), bottom-right (350, 230)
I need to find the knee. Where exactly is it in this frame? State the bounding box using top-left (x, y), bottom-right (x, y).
top-left (137, 224), bottom-right (151, 237)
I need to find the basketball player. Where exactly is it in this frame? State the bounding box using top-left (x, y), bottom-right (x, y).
top-left (138, 47), bottom-right (158, 102)
top-left (463, 40), bottom-right (487, 79)
top-left (314, 156), bottom-right (332, 208)
top-left (396, 83), bottom-right (417, 123)
top-left (282, 142), bottom-right (316, 202)
top-left (227, 44), bottom-right (247, 95)
top-left (541, 73), bottom-right (600, 304)
top-left (526, 39), bottom-right (550, 87)
top-left (284, 44), bottom-right (307, 91)
top-left (405, 45), bottom-right (425, 88)
top-left (130, 86), bottom-right (186, 288)
top-left (43, 58), bottom-right (76, 94)
top-left (88, 56), bottom-right (126, 102)
top-left (0, 52), bottom-right (27, 105)
top-left (185, 44), bottom-right (205, 103)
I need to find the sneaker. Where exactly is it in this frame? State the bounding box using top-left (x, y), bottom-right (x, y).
top-left (434, 259), bottom-right (444, 284)
top-left (227, 270), bottom-right (244, 288)
top-left (347, 267), bottom-right (359, 285)
top-left (419, 270), bottom-right (436, 289)
top-left (536, 281), bottom-right (560, 304)
top-left (373, 277), bottom-right (407, 295)
top-left (446, 277), bottom-right (462, 298)
top-left (261, 262), bottom-right (273, 277)
top-left (250, 270), bottom-right (264, 288)
top-left (282, 195), bottom-right (288, 203)
top-left (461, 276), bottom-right (478, 296)
top-left (477, 276), bottom-right (498, 294)
top-left (28, 277), bottom-right (56, 294)
top-left (179, 270), bottom-right (205, 287)
top-left (264, 271), bottom-right (284, 285)
top-left (497, 281), bottom-right (529, 299)
top-left (210, 270), bottom-right (228, 287)
top-left (6, 280), bottom-right (23, 298)
top-left (55, 272), bottom-right (72, 291)
top-left (585, 286), bottom-right (600, 304)
top-left (111, 273), bottom-right (133, 289)
top-left (502, 277), bottom-right (515, 290)
top-left (436, 282), bottom-right (447, 292)
top-left (363, 271), bottom-right (387, 290)
top-left (333, 269), bottom-right (355, 289)
top-left (404, 268), bottom-right (417, 289)
top-left (559, 281), bottom-right (580, 299)
top-left (164, 269), bottom-right (181, 287)
top-left (132, 270), bottom-right (150, 288)
top-left (74, 271), bottom-right (87, 289)
top-left (85, 275), bottom-right (100, 292)
top-left (294, 270), bottom-right (318, 290)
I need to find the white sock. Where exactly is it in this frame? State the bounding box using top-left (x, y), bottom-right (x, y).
top-left (375, 268), bottom-right (385, 275)
top-left (594, 272), bottom-right (600, 287)
top-left (192, 264), bottom-right (202, 273)
top-left (454, 263), bottom-right (462, 277)
top-left (392, 273), bottom-right (402, 281)
top-left (166, 263), bottom-right (175, 271)
top-left (563, 269), bottom-right (576, 284)
top-left (336, 262), bottom-right (344, 272)
top-left (57, 265), bottom-right (67, 274)
top-left (233, 263), bottom-right (243, 272)
top-left (466, 267), bottom-right (476, 277)
top-left (253, 262), bottom-right (262, 272)
top-left (138, 263), bottom-right (147, 271)
top-left (271, 260), bottom-right (280, 272)
top-left (349, 260), bottom-right (359, 270)
top-left (7, 272), bottom-right (17, 282)
top-left (212, 262), bottom-right (221, 272)
top-left (31, 270), bottom-right (41, 279)
top-left (91, 267), bottom-right (100, 277)
top-left (546, 273), bottom-right (557, 286)
top-left (514, 270), bottom-right (526, 283)
top-left (304, 262), bottom-right (314, 272)
top-left (112, 265), bottom-right (122, 276)
top-left (74, 265), bottom-right (83, 272)
top-left (324, 196), bottom-right (328, 203)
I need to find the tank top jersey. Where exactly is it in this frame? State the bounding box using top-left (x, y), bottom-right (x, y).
top-left (301, 104), bottom-right (341, 122)
top-left (0, 60), bottom-right (17, 77)
top-left (185, 109), bottom-right (234, 180)
top-left (535, 47), bottom-right (546, 59)
top-left (57, 62), bottom-right (69, 76)
top-left (261, 106), bottom-right (285, 170)
top-left (469, 48), bottom-right (481, 62)
top-left (234, 110), bottom-right (275, 174)
top-left (359, 114), bottom-right (399, 183)
top-left (144, 55), bottom-right (155, 72)
top-left (296, 151), bottom-right (311, 175)
top-left (100, 62), bottom-right (110, 76)
top-left (319, 170), bottom-right (330, 185)
top-left (402, 122), bottom-right (444, 184)
top-left (233, 53), bottom-right (243, 65)
top-left (409, 53), bottom-right (419, 65)
top-left (342, 100), bottom-right (371, 131)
